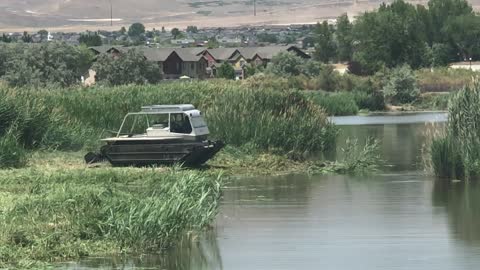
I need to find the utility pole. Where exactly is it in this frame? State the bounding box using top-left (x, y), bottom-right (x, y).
top-left (109, 0), bottom-right (113, 26)
top-left (254, 0), bottom-right (256, 16)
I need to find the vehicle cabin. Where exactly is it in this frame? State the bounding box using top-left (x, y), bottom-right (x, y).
top-left (110, 104), bottom-right (209, 141)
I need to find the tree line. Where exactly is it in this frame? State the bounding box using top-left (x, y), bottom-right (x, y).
top-left (314, 0), bottom-right (479, 74)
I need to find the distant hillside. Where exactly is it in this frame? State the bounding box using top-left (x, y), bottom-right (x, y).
top-left (1, 0), bottom-right (479, 32)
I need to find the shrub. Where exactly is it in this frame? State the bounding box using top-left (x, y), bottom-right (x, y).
top-left (306, 92), bottom-right (359, 116)
top-left (216, 63), bottom-right (235, 80)
top-left (265, 52), bottom-right (304, 77)
top-left (1, 81), bottom-right (337, 157)
top-left (0, 130), bottom-right (27, 169)
top-left (431, 136), bottom-right (464, 179)
top-left (1, 43), bottom-right (93, 87)
top-left (351, 78), bottom-right (385, 111)
top-left (93, 49), bottom-right (161, 85)
top-left (430, 81), bottom-right (480, 179)
top-left (383, 65), bottom-right (420, 104)
top-left (416, 68), bottom-right (475, 92)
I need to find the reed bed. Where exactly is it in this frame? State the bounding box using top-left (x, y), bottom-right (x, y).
top-left (430, 80), bottom-right (480, 179)
top-left (0, 167), bottom-right (222, 268)
top-left (0, 81), bottom-right (337, 168)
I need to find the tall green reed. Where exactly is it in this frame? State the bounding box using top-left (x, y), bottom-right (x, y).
top-left (431, 80), bottom-right (480, 179)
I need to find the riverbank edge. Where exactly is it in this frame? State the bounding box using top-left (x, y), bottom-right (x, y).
top-left (0, 146), bottom-right (358, 268)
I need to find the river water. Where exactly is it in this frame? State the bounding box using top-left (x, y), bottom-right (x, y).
top-left (68, 112), bottom-right (480, 270)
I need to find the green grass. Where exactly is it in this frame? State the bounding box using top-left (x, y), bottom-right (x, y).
top-left (0, 81), bottom-right (337, 168)
top-left (0, 166), bottom-right (222, 268)
top-left (430, 81), bottom-right (480, 179)
top-left (416, 68), bottom-right (477, 92)
top-left (304, 91), bottom-right (359, 116)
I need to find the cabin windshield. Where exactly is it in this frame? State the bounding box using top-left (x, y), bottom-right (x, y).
top-left (170, 113), bottom-right (193, 134)
top-left (191, 116), bottom-right (207, 128)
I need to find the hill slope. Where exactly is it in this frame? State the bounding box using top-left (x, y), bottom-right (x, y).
top-left (0, 0), bottom-right (478, 32)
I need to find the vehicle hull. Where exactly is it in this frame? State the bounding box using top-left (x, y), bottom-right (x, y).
top-left (85, 139), bottom-right (224, 167)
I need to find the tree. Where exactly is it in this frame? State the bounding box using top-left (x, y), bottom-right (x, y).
top-left (0, 34), bottom-right (12, 43)
top-left (313, 21), bottom-right (336, 63)
top-left (257, 33), bottom-right (278, 43)
top-left (431, 43), bottom-right (454, 66)
top-left (266, 52), bottom-right (304, 77)
top-left (351, 0), bottom-right (429, 74)
top-left (2, 43), bottom-right (93, 87)
top-left (186, 26), bottom-right (198, 33)
top-left (119, 26), bottom-right (127, 35)
top-left (37, 30), bottom-right (48, 42)
top-left (161, 26), bottom-right (166, 33)
top-left (128, 23), bottom-right (146, 37)
top-left (79, 32), bottom-right (102, 47)
top-left (21, 31), bottom-right (33, 43)
top-left (443, 14), bottom-right (480, 60)
top-left (216, 63), bottom-right (235, 80)
top-left (93, 49), bottom-right (161, 85)
top-left (428, 0), bottom-right (473, 43)
top-left (335, 14), bottom-right (353, 62)
top-left (382, 65), bottom-right (420, 104)
top-left (207, 37), bottom-right (219, 48)
top-left (171, 28), bottom-right (181, 39)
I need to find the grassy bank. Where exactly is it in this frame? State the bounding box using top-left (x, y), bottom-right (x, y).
top-left (0, 80), bottom-right (337, 168)
top-left (0, 166), bottom-right (221, 268)
top-left (429, 81), bottom-right (480, 180)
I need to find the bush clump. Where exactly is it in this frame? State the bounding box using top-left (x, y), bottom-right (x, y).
top-left (0, 168), bottom-right (221, 267)
top-left (382, 65), bottom-right (420, 104)
top-left (430, 80), bottom-right (480, 179)
top-left (1, 81), bottom-right (337, 160)
top-left (306, 92), bottom-right (359, 116)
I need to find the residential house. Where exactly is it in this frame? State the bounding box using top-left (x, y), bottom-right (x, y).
top-left (198, 45), bottom-right (310, 79)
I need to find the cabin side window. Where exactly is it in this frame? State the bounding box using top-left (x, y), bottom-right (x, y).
top-left (170, 113), bottom-right (193, 134)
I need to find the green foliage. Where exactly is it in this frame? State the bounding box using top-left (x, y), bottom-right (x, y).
top-left (266, 52), bottom-right (304, 77)
top-left (383, 65), bottom-right (420, 104)
top-left (431, 136), bottom-right (464, 179)
top-left (21, 32), bottom-right (32, 43)
top-left (256, 33), bottom-right (278, 43)
top-left (1, 81), bottom-right (336, 158)
top-left (313, 21), bottom-right (336, 63)
top-left (128, 23), bottom-right (146, 37)
top-left (0, 168), bottom-right (222, 267)
top-left (431, 43), bottom-right (454, 67)
top-left (443, 14), bottom-right (480, 59)
top-left (93, 49), bottom-right (161, 85)
top-left (171, 28), bottom-right (181, 39)
top-left (305, 92), bottom-right (359, 116)
top-left (0, 129), bottom-right (27, 169)
top-left (430, 81), bottom-right (480, 179)
top-left (352, 0), bottom-right (430, 74)
top-left (37, 30), bottom-right (48, 41)
top-left (338, 138), bottom-right (381, 173)
top-left (78, 32), bottom-right (102, 47)
top-left (186, 26), bottom-right (198, 33)
top-left (335, 14), bottom-right (353, 62)
top-left (1, 33), bottom-right (13, 43)
top-left (427, 0), bottom-right (473, 44)
top-left (207, 37), bottom-right (219, 48)
top-left (416, 67), bottom-right (475, 92)
top-left (216, 63), bottom-right (235, 80)
top-left (314, 65), bottom-right (341, 91)
top-left (0, 43), bottom-right (93, 88)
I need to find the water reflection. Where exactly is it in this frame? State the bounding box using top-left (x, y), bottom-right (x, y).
top-left (66, 231), bottom-right (223, 270)
top-left (338, 123), bottom-right (438, 171)
top-left (69, 113), bottom-right (480, 270)
top-left (433, 180), bottom-right (480, 246)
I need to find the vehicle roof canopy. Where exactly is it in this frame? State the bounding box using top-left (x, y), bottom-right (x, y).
top-left (140, 104), bottom-right (196, 114)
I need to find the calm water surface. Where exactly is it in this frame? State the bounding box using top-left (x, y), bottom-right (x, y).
top-left (67, 113), bottom-right (480, 270)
